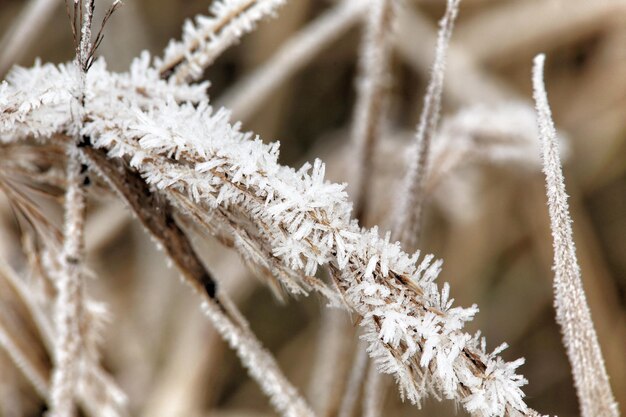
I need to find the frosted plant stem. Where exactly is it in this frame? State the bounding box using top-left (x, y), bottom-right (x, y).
top-left (219, 0), bottom-right (367, 121)
top-left (81, 147), bottom-right (315, 417)
top-left (91, 102), bottom-right (536, 415)
top-left (51, 71), bottom-right (89, 417)
top-left (202, 297), bottom-right (316, 417)
top-left (0, 0), bottom-right (59, 77)
top-left (532, 54), bottom-right (619, 417)
top-left (77, 0), bottom-right (96, 72)
top-left (1, 62), bottom-right (544, 413)
top-left (158, 0), bottom-right (289, 83)
top-left (393, 0), bottom-right (461, 251)
top-left (49, 3), bottom-right (95, 416)
top-left (50, 149), bottom-right (87, 417)
top-left (350, 0), bottom-right (395, 223)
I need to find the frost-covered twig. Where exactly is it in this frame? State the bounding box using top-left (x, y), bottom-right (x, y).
top-left (393, 0), bottom-right (460, 250)
top-left (219, 0), bottom-right (367, 121)
top-left (88, 83), bottom-right (530, 416)
top-left (49, 2), bottom-right (123, 415)
top-left (51, 147), bottom-right (88, 417)
top-left (0, 57), bottom-right (540, 414)
top-left (202, 299), bottom-right (316, 417)
top-left (532, 54), bottom-right (619, 417)
top-left (350, 0), bottom-right (395, 223)
top-left (49, 1), bottom-right (96, 414)
top-left (157, 0), bottom-right (288, 83)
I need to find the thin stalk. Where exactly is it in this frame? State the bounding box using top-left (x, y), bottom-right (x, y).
top-left (532, 54), bottom-right (619, 417)
top-left (392, 0), bottom-right (461, 251)
top-left (350, 0), bottom-right (395, 223)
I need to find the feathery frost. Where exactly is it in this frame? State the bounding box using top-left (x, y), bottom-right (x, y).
top-left (532, 54), bottom-right (619, 417)
top-left (0, 52), bottom-right (539, 415)
top-left (1, 8), bottom-right (577, 410)
top-left (0, 55), bottom-right (207, 144)
top-left (157, 0), bottom-right (288, 83)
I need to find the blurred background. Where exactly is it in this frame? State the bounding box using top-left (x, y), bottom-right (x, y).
top-left (0, 0), bottom-right (625, 416)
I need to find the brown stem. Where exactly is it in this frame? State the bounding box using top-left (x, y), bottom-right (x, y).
top-left (79, 147), bottom-right (317, 417)
top-left (80, 147), bottom-right (217, 299)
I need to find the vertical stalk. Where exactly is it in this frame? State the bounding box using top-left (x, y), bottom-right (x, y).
top-left (49, 2), bottom-right (95, 415)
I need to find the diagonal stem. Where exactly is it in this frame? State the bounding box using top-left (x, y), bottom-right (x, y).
top-left (81, 146), bottom-right (316, 417)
